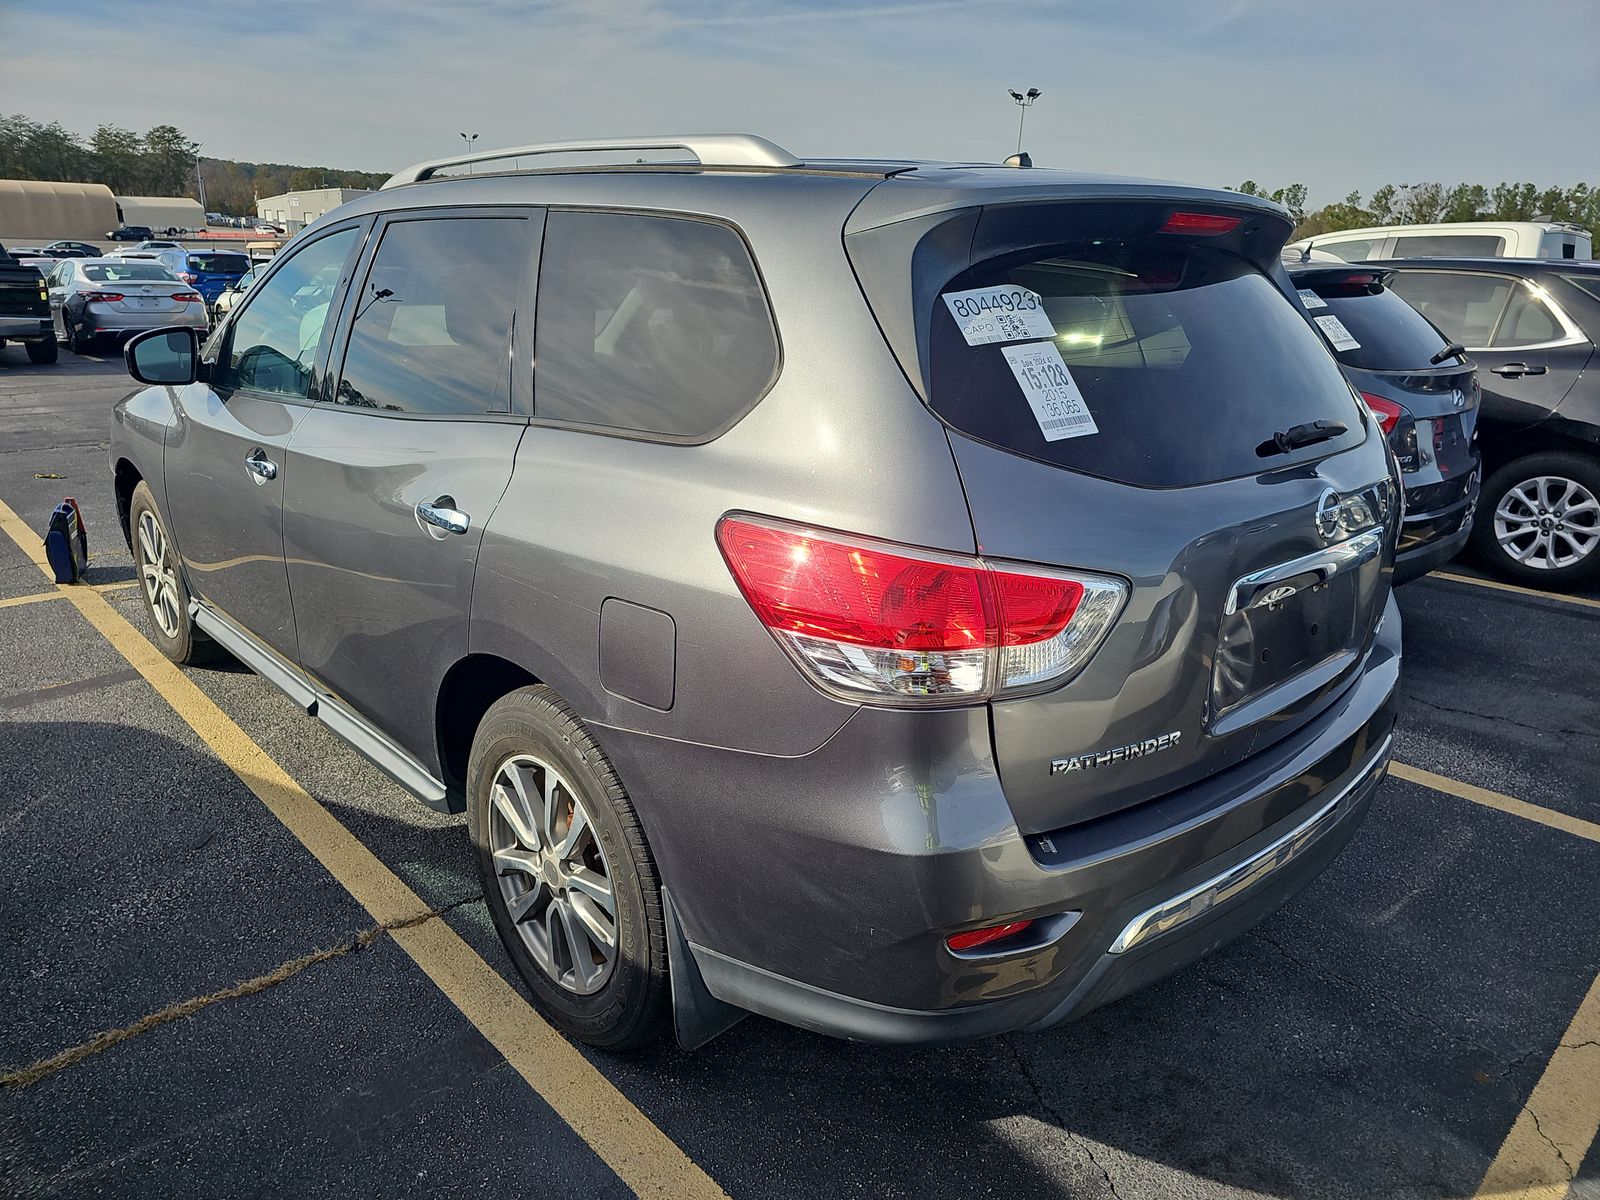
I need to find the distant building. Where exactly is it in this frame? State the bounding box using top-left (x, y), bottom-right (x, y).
top-left (256, 188), bottom-right (372, 232)
top-left (115, 195), bottom-right (206, 233)
top-left (0, 180), bottom-right (119, 240)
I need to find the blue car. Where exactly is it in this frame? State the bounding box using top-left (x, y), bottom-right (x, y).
top-left (129, 247), bottom-right (253, 310)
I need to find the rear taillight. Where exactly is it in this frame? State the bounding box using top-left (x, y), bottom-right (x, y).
top-left (716, 515), bottom-right (1127, 705)
top-left (179, 272), bottom-right (197, 283)
top-left (1360, 392), bottom-right (1406, 436)
top-left (1160, 211), bottom-right (1242, 235)
top-left (78, 291), bottom-right (124, 303)
top-left (171, 292), bottom-right (202, 303)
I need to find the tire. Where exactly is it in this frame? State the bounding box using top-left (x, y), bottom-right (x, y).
top-left (67, 315), bottom-right (93, 355)
top-left (467, 685), bottom-right (669, 1050)
top-left (1471, 451), bottom-right (1600, 589)
top-left (128, 481), bottom-right (216, 665)
top-left (25, 337), bottom-right (57, 365)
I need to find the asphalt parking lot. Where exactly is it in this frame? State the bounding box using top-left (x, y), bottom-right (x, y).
top-left (1, 346), bottom-right (1597, 1200)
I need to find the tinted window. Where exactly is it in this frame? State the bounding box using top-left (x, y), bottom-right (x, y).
top-left (214, 226), bottom-right (357, 399)
top-left (534, 211), bottom-right (778, 439)
top-left (927, 245), bottom-right (1364, 486)
top-left (1386, 272), bottom-right (1515, 348)
top-left (1295, 279), bottom-right (1455, 370)
top-left (1493, 288), bottom-right (1562, 346)
top-left (1322, 239), bottom-right (1376, 262)
top-left (332, 216), bottom-right (529, 416)
top-left (1390, 234), bottom-right (1506, 257)
top-left (187, 253), bottom-right (249, 273)
top-left (83, 262), bottom-right (174, 282)
top-left (1561, 273), bottom-right (1600, 302)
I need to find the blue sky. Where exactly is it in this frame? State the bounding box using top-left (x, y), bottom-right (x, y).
top-left (1, 0), bottom-right (1593, 206)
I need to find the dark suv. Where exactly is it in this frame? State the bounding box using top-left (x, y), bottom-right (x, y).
top-left (1288, 262), bottom-right (1480, 582)
top-left (111, 136), bottom-right (1401, 1050)
top-left (1382, 259), bottom-right (1600, 587)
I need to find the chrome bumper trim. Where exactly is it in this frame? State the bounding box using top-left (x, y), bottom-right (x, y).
top-left (1107, 734), bottom-right (1393, 955)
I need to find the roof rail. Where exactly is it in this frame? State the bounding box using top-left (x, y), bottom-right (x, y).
top-left (381, 134), bottom-right (802, 189)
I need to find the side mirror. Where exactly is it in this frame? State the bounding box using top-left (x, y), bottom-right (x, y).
top-left (125, 328), bottom-right (200, 386)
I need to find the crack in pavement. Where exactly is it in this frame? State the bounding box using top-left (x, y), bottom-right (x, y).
top-left (1526, 1108), bottom-right (1576, 1182)
top-left (1404, 693), bottom-right (1598, 742)
top-left (1002, 1033), bottom-right (1124, 1199)
top-left (0, 893), bottom-right (482, 1090)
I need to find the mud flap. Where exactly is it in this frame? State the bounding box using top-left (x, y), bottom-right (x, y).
top-left (664, 888), bottom-right (748, 1050)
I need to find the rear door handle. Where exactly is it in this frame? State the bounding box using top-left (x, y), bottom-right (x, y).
top-left (244, 449), bottom-right (277, 483)
top-left (1490, 362), bottom-right (1547, 378)
top-left (416, 496), bottom-right (470, 535)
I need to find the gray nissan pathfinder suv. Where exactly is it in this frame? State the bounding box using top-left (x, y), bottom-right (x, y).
top-left (110, 135), bottom-right (1402, 1050)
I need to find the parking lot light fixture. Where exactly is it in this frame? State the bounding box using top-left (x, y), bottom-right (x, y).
top-left (460, 131), bottom-right (480, 174)
top-left (1008, 87), bottom-right (1041, 156)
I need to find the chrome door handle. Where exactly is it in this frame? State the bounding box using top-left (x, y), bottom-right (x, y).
top-left (415, 497), bottom-right (470, 535)
top-left (1490, 362), bottom-right (1546, 378)
top-left (244, 449), bottom-right (277, 483)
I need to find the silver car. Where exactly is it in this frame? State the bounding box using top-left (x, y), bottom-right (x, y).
top-left (47, 257), bottom-right (206, 353)
top-left (111, 134), bottom-right (1402, 1051)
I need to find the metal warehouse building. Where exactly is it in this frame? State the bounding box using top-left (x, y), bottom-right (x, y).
top-left (256, 188), bottom-right (372, 233)
top-left (0, 179), bottom-right (119, 241)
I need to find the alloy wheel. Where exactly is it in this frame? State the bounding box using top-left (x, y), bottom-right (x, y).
top-left (487, 753), bottom-right (618, 995)
top-left (137, 509), bottom-right (182, 638)
top-left (1493, 475), bottom-right (1600, 571)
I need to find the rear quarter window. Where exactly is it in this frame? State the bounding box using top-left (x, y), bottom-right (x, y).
top-left (926, 245), bottom-right (1364, 486)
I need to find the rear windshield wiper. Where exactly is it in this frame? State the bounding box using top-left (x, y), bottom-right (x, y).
top-left (1256, 420), bottom-right (1348, 458)
top-left (1430, 342), bottom-right (1466, 365)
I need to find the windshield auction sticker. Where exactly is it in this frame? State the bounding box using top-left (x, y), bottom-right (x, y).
top-left (1314, 314), bottom-right (1361, 351)
top-left (1297, 288), bottom-right (1328, 310)
top-left (942, 286), bottom-right (1056, 346)
top-left (1001, 341), bottom-right (1100, 441)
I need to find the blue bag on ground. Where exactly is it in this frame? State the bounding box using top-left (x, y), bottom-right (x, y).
top-left (43, 498), bottom-right (89, 584)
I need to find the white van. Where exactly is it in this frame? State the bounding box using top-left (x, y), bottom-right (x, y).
top-left (1287, 221), bottom-right (1591, 263)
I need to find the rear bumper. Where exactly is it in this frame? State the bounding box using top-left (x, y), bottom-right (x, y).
top-left (0, 315), bottom-right (51, 340)
top-left (82, 307), bottom-right (206, 335)
top-left (1394, 469), bottom-right (1480, 584)
top-left (598, 594), bottom-right (1402, 1044)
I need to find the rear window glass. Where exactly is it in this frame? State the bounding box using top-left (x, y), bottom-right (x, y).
top-left (926, 245), bottom-right (1364, 486)
top-left (83, 263), bottom-right (173, 282)
top-left (1296, 281), bottom-right (1455, 370)
top-left (1390, 234), bottom-right (1506, 257)
top-left (187, 253), bottom-right (248, 273)
top-left (533, 211), bottom-right (778, 440)
top-left (1561, 274), bottom-right (1600, 302)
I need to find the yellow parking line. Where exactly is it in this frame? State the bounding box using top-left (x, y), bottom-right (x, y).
top-left (93, 580), bottom-right (138, 593)
top-left (0, 497), bottom-right (726, 1200)
top-left (1475, 970), bottom-right (1600, 1199)
top-left (0, 590), bottom-right (64, 610)
top-left (1390, 763), bottom-right (1600, 846)
top-left (1429, 571), bottom-right (1600, 613)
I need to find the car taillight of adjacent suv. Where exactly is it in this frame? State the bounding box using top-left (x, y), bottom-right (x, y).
top-left (112, 135), bottom-right (1402, 1050)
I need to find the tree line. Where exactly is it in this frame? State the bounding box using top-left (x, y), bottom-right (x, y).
top-left (1229, 179), bottom-right (1599, 239)
top-left (0, 114), bottom-right (388, 216)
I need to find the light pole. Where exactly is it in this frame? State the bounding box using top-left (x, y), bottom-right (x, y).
top-left (193, 142), bottom-right (207, 214)
top-left (460, 131), bottom-right (480, 173)
top-left (1007, 88), bottom-right (1041, 156)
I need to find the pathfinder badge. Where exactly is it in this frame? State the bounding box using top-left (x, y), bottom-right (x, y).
top-left (1050, 731), bottom-right (1182, 775)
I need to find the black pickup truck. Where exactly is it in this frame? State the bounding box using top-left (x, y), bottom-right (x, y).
top-left (0, 244), bottom-right (58, 364)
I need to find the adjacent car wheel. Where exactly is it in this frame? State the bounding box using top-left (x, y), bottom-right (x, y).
top-left (1472, 452), bottom-right (1600, 589)
top-left (128, 481), bottom-right (215, 664)
top-left (25, 337), bottom-right (58, 365)
top-left (65, 315), bottom-right (93, 354)
top-left (467, 685), bottom-right (669, 1050)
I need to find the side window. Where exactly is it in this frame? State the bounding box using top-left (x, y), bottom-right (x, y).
top-left (1323, 238), bottom-right (1376, 262)
top-left (213, 227), bottom-right (358, 399)
top-left (1492, 287), bottom-right (1563, 347)
top-left (1386, 272), bottom-right (1516, 348)
top-left (1389, 234), bottom-right (1506, 257)
top-left (533, 211), bottom-right (778, 439)
top-left (331, 216), bottom-right (529, 415)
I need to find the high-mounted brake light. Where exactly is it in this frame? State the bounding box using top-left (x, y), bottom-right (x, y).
top-left (716, 516), bottom-right (1127, 705)
top-left (1360, 392), bottom-right (1405, 436)
top-left (1160, 211), bottom-right (1243, 235)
